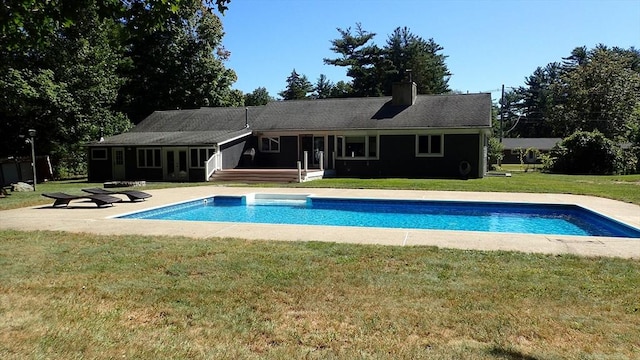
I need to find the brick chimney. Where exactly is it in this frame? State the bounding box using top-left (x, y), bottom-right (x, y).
top-left (391, 81), bottom-right (417, 106)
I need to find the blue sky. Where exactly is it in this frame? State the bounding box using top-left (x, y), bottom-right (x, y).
top-left (219, 0), bottom-right (639, 101)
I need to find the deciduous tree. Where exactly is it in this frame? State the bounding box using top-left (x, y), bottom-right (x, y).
top-left (244, 87), bottom-right (274, 106)
top-left (0, 0), bottom-right (239, 176)
top-left (0, 1), bottom-right (131, 175)
top-left (548, 46), bottom-right (640, 141)
top-left (118, 0), bottom-right (240, 122)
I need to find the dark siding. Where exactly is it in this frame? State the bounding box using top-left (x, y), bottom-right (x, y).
top-left (335, 134), bottom-right (481, 178)
top-left (135, 168), bottom-right (163, 181)
top-left (221, 137), bottom-right (249, 169)
top-left (502, 151), bottom-right (519, 164)
top-left (88, 146), bottom-right (165, 182)
top-left (87, 149), bottom-right (112, 182)
top-left (255, 135), bottom-right (299, 168)
top-left (189, 169), bottom-right (205, 181)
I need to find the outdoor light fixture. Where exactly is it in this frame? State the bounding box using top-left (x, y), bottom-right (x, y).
top-left (25, 129), bottom-right (37, 191)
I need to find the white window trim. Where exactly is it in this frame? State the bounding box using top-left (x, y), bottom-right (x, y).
top-left (91, 148), bottom-right (108, 160)
top-left (189, 147), bottom-right (216, 168)
top-left (259, 136), bottom-right (280, 153)
top-left (137, 148), bottom-right (162, 168)
top-left (415, 134), bottom-right (444, 157)
top-left (335, 134), bottom-right (379, 160)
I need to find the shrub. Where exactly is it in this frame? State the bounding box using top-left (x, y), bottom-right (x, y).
top-left (547, 131), bottom-right (624, 175)
top-left (50, 144), bottom-right (88, 179)
top-left (487, 137), bottom-right (504, 168)
top-left (622, 145), bottom-right (640, 174)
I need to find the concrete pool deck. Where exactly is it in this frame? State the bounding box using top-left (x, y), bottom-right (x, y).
top-left (1, 186), bottom-right (639, 259)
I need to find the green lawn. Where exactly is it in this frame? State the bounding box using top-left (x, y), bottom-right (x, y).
top-left (1, 231), bottom-right (638, 359)
top-left (2, 172), bottom-right (640, 211)
top-left (1, 173), bottom-right (639, 359)
top-left (294, 173), bottom-right (640, 205)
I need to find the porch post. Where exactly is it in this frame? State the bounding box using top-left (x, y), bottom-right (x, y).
top-left (303, 151), bottom-right (308, 172)
top-left (319, 151), bottom-right (324, 171)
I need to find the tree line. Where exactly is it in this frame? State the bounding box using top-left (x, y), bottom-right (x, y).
top-left (265, 24), bottom-right (451, 103)
top-left (2, 1), bottom-right (638, 176)
top-left (496, 45), bottom-right (640, 174)
top-left (1, 0), bottom-right (236, 176)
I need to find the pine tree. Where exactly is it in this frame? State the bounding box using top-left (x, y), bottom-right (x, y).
top-left (313, 74), bottom-right (334, 99)
top-left (279, 69), bottom-right (313, 100)
top-left (383, 27), bottom-right (451, 94)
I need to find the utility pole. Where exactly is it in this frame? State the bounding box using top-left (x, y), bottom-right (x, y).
top-left (499, 84), bottom-right (505, 143)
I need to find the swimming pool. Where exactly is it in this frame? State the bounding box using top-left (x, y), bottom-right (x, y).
top-left (117, 194), bottom-right (640, 238)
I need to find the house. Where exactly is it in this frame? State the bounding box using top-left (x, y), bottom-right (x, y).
top-left (87, 82), bottom-right (492, 182)
top-left (500, 138), bottom-right (562, 164)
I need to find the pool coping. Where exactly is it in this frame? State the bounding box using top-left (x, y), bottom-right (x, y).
top-left (2, 186), bottom-right (639, 259)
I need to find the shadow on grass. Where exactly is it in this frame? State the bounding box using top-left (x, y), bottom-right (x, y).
top-left (489, 346), bottom-right (539, 360)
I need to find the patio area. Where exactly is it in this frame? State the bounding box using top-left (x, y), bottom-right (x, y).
top-left (1, 186), bottom-right (639, 258)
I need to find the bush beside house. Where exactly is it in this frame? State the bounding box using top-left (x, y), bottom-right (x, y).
top-left (544, 131), bottom-right (637, 175)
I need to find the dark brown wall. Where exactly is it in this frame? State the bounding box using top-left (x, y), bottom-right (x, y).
top-left (255, 136), bottom-right (299, 168)
top-left (221, 137), bottom-right (250, 169)
top-left (87, 150), bottom-right (111, 182)
top-left (335, 134), bottom-right (480, 178)
top-left (87, 133), bottom-right (483, 182)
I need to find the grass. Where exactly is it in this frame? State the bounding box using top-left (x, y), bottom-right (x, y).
top-left (1, 173), bottom-right (639, 358)
top-left (2, 172), bottom-right (640, 211)
top-left (294, 172), bottom-right (640, 205)
top-left (0, 179), bottom-right (205, 211)
top-left (1, 231), bottom-right (638, 359)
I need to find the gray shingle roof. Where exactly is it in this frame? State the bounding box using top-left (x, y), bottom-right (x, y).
top-left (95, 129), bottom-right (252, 146)
top-left (89, 107), bottom-right (258, 147)
top-left (131, 107), bottom-right (258, 132)
top-left (252, 93), bottom-right (491, 131)
top-left (89, 93), bottom-right (491, 147)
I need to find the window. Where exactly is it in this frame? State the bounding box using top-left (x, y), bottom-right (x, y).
top-left (260, 137), bottom-right (280, 152)
top-left (114, 149), bottom-right (124, 165)
top-left (368, 136), bottom-right (377, 157)
top-left (190, 148), bottom-right (216, 168)
top-left (346, 136), bottom-right (365, 157)
top-left (137, 148), bottom-right (161, 168)
top-left (336, 135), bottom-right (378, 159)
top-left (91, 148), bottom-right (107, 160)
top-left (416, 135), bottom-right (444, 156)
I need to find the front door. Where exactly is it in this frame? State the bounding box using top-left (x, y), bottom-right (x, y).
top-left (300, 135), bottom-right (325, 168)
top-left (112, 147), bottom-right (125, 180)
top-left (312, 136), bottom-right (325, 167)
top-left (164, 148), bottom-right (188, 181)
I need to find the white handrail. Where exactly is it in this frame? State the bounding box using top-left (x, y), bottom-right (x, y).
top-left (205, 152), bottom-right (222, 181)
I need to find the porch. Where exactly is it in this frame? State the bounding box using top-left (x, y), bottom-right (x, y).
top-left (209, 168), bottom-right (333, 183)
top-left (206, 149), bottom-right (331, 183)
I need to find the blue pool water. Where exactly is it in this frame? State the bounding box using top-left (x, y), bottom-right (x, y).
top-left (117, 195), bottom-right (640, 238)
